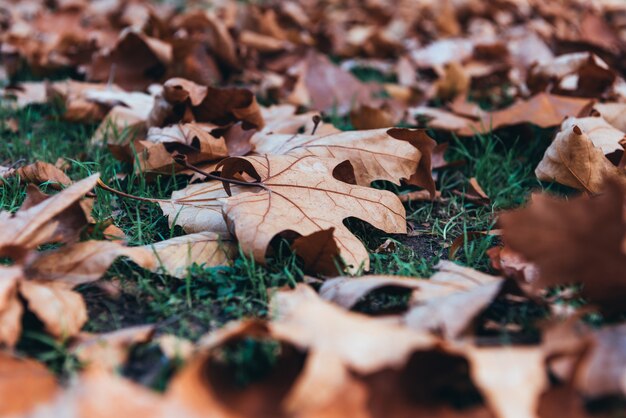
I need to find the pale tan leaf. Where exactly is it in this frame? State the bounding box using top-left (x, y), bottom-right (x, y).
top-left (251, 128), bottom-right (427, 187)
top-left (0, 174), bottom-right (99, 252)
top-left (319, 275), bottom-right (423, 309)
top-left (594, 102), bottom-right (626, 132)
top-left (147, 232), bottom-right (234, 278)
top-left (270, 284), bottom-right (436, 374)
top-left (24, 240), bottom-right (156, 286)
top-left (560, 116), bottom-right (625, 155)
top-left (19, 280), bottom-right (87, 338)
top-left (403, 261), bottom-right (505, 339)
top-left (465, 346), bottom-right (548, 418)
top-left (535, 123), bottom-right (622, 193)
top-left (159, 181), bottom-right (230, 236)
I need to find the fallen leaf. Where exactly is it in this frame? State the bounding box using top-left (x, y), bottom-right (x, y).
top-left (6, 161), bottom-right (72, 189)
top-left (0, 352), bottom-right (59, 417)
top-left (147, 232), bottom-right (234, 278)
top-left (535, 123), bottom-right (623, 193)
top-left (411, 93), bottom-right (591, 136)
top-left (219, 155), bottom-right (406, 272)
top-left (159, 180), bottom-right (231, 237)
top-left (500, 178), bottom-right (626, 312)
top-left (71, 325), bottom-right (155, 371)
top-left (319, 275), bottom-right (423, 309)
top-left (403, 261), bottom-right (506, 339)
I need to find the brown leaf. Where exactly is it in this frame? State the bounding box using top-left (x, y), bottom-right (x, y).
top-left (349, 105), bottom-right (395, 130)
top-left (20, 280), bottom-right (87, 338)
top-left (0, 352), bottom-right (59, 417)
top-left (319, 275), bottom-right (423, 309)
top-left (500, 178), bottom-right (626, 311)
top-left (403, 261), bottom-right (505, 339)
top-left (0, 174), bottom-right (98, 254)
top-left (151, 78), bottom-right (265, 130)
top-left (535, 123), bottom-right (623, 193)
top-left (285, 51), bottom-right (376, 114)
top-left (146, 232), bottom-right (234, 278)
top-left (71, 325), bottom-right (155, 371)
top-left (251, 127), bottom-right (435, 190)
top-left (411, 93), bottom-right (591, 136)
top-left (220, 155), bottom-right (406, 272)
top-left (270, 284), bottom-right (436, 373)
top-left (24, 240), bottom-right (155, 286)
top-left (10, 161), bottom-right (72, 189)
top-left (87, 29), bottom-right (173, 91)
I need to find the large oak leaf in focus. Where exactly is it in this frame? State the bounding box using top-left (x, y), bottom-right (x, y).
top-left (219, 155), bottom-right (407, 272)
top-left (251, 128), bottom-right (436, 195)
top-left (500, 178), bottom-right (626, 311)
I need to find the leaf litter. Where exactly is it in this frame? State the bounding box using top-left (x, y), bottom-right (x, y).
top-left (0, 0), bottom-right (626, 416)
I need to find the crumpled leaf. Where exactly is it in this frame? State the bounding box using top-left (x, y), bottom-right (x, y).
top-left (148, 78), bottom-right (264, 130)
top-left (146, 232), bottom-right (234, 278)
top-left (535, 123), bottom-right (623, 193)
top-left (219, 155), bottom-right (406, 272)
top-left (86, 28), bottom-right (173, 91)
top-left (500, 178), bottom-right (626, 312)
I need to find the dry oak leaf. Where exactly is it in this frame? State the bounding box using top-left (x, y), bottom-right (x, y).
top-left (135, 123), bottom-right (230, 173)
top-left (149, 78), bottom-right (265, 130)
top-left (464, 346), bottom-right (548, 418)
top-left (0, 352), bottom-right (59, 417)
top-left (0, 174), bottom-right (99, 253)
top-left (269, 284), bottom-right (437, 374)
top-left (251, 128), bottom-right (437, 194)
top-left (410, 93), bottom-right (591, 136)
top-left (559, 116), bottom-right (626, 156)
top-left (86, 28), bottom-right (173, 91)
top-left (535, 123), bottom-right (623, 193)
top-left (2, 161), bottom-right (72, 189)
top-left (319, 275), bottom-right (426, 309)
top-left (594, 102), bottom-right (626, 132)
top-left (71, 324), bottom-right (155, 372)
top-left (171, 320), bottom-right (371, 418)
top-left (500, 178), bottom-right (626, 312)
top-left (403, 261), bottom-right (506, 339)
top-left (219, 155), bottom-right (406, 272)
top-left (159, 180), bottom-right (231, 237)
top-left (146, 232), bottom-right (235, 279)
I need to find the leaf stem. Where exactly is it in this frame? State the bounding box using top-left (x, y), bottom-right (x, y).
top-left (172, 153), bottom-right (265, 189)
